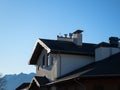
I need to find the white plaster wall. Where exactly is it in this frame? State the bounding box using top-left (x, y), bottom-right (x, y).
top-left (36, 49), bottom-right (47, 67)
top-left (95, 47), bottom-right (120, 61)
top-left (36, 49), bottom-right (58, 81)
top-left (57, 54), bottom-right (94, 77)
top-left (36, 62), bottom-right (57, 81)
top-left (95, 47), bottom-right (110, 61)
top-left (36, 52), bottom-right (94, 80)
top-left (111, 47), bottom-right (120, 54)
top-left (73, 33), bottom-right (82, 45)
top-left (119, 43), bottom-right (120, 47)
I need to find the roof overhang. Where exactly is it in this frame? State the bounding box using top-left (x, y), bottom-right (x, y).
top-left (29, 39), bottom-right (51, 65)
top-left (28, 77), bottom-right (40, 90)
top-left (31, 77), bottom-right (41, 87)
top-left (46, 68), bottom-right (93, 85)
top-left (28, 76), bottom-right (50, 89)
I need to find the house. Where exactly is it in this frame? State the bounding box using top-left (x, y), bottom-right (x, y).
top-left (16, 30), bottom-right (120, 90)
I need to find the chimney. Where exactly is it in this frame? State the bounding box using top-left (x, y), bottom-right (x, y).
top-left (109, 37), bottom-right (119, 47)
top-left (73, 30), bottom-right (83, 45)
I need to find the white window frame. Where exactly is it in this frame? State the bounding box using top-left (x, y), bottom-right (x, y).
top-left (47, 54), bottom-right (53, 66)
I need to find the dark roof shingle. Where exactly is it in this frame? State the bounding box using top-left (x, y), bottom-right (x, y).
top-left (40, 39), bottom-right (96, 55)
top-left (16, 83), bottom-right (30, 90)
top-left (34, 76), bottom-right (50, 86)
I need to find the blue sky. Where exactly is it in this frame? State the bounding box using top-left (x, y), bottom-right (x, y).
top-left (0, 0), bottom-right (120, 75)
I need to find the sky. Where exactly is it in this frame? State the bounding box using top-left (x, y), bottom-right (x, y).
top-left (0, 0), bottom-right (120, 75)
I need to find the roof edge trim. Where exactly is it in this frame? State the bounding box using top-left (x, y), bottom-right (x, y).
top-left (28, 39), bottom-right (51, 65)
top-left (38, 39), bottom-right (51, 53)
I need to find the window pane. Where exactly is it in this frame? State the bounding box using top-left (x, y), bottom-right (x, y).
top-left (43, 55), bottom-right (45, 66)
top-left (48, 55), bottom-right (53, 66)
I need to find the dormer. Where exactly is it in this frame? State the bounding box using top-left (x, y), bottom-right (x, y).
top-left (95, 37), bottom-right (120, 62)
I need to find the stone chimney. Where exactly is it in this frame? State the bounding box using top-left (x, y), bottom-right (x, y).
top-left (73, 30), bottom-right (83, 45)
top-left (57, 30), bottom-right (83, 46)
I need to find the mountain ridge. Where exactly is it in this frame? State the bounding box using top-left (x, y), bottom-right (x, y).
top-left (4, 72), bottom-right (35, 90)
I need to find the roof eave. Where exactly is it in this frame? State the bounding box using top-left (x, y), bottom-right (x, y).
top-left (51, 50), bottom-right (95, 56)
top-left (29, 39), bottom-right (51, 65)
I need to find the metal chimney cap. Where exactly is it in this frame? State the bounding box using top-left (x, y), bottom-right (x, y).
top-left (109, 37), bottom-right (119, 40)
top-left (73, 30), bottom-right (83, 34)
top-left (109, 37), bottom-right (119, 47)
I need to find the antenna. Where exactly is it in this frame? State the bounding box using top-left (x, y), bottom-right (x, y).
top-left (64, 34), bottom-right (67, 38)
top-left (58, 33), bottom-right (63, 37)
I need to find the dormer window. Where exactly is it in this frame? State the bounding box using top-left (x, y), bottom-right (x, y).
top-left (42, 55), bottom-right (45, 67)
top-left (47, 54), bottom-right (53, 66)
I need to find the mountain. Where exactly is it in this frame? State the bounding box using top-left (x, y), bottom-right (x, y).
top-left (4, 72), bottom-right (35, 90)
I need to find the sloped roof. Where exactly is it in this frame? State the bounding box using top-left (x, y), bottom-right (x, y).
top-left (28, 76), bottom-right (49, 88)
top-left (29, 39), bottom-right (96, 65)
top-left (16, 83), bottom-right (30, 90)
top-left (95, 41), bottom-right (119, 48)
top-left (59, 52), bottom-right (120, 79)
top-left (34, 76), bottom-right (50, 86)
top-left (81, 52), bottom-right (120, 77)
top-left (28, 76), bottom-right (50, 89)
top-left (95, 42), bottom-right (110, 48)
top-left (40, 39), bottom-right (95, 55)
